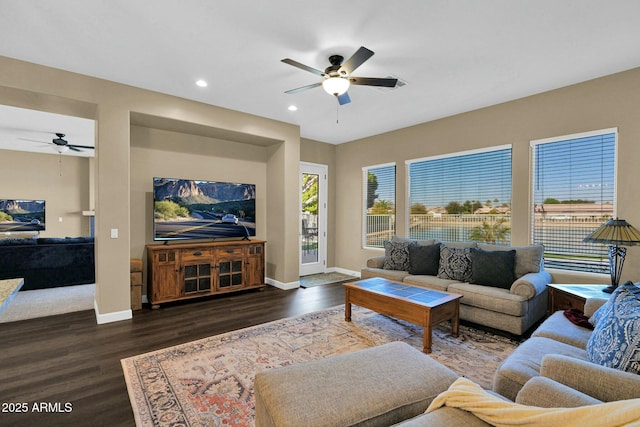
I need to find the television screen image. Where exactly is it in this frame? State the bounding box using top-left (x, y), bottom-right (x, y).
top-left (0, 199), bottom-right (46, 232)
top-left (153, 177), bottom-right (256, 241)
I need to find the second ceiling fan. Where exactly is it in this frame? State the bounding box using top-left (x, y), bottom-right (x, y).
top-left (282, 46), bottom-right (397, 105)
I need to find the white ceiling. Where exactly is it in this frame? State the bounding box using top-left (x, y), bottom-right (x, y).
top-left (0, 105), bottom-right (95, 157)
top-left (1, 1), bottom-right (640, 148)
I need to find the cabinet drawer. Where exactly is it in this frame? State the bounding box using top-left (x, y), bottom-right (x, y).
top-left (553, 292), bottom-right (584, 312)
top-left (181, 249), bottom-right (213, 261)
top-left (218, 247), bottom-right (244, 256)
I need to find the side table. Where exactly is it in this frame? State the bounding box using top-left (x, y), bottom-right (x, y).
top-left (547, 283), bottom-right (611, 315)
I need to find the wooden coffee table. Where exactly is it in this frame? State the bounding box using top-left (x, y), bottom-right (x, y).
top-left (344, 277), bottom-right (462, 354)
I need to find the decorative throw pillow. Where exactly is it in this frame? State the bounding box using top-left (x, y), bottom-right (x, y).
top-left (586, 281), bottom-right (640, 374)
top-left (470, 248), bottom-right (516, 289)
top-left (383, 240), bottom-right (416, 271)
top-left (478, 243), bottom-right (544, 278)
top-left (437, 245), bottom-right (472, 282)
top-left (407, 243), bottom-right (441, 275)
top-left (588, 296), bottom-right (612, 327)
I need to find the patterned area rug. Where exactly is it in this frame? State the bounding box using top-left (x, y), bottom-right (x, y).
top-left (299, 272), bottom-right (356, 288)
top-left (121, 306), bottom-right (518, 426)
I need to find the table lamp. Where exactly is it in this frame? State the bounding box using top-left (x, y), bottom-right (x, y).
top-left (583, 218), bottom-right (640, 293)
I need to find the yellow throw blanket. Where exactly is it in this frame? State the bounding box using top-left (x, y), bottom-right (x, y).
top-left (425, 377), bottom-right (640, 427)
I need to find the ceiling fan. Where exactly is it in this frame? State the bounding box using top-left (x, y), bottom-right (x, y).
top-left (282, 46), bottom-right (398, 105)
top-left (19, 132), bottom-right (94, 153)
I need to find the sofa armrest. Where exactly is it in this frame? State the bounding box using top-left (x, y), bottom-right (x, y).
top-left (367, 255), bottom-right (386, 269)
top-left (510, 270), bottom-right (551, 299)
top-left (516, 376), bottom-right (601, 407)
top-left (540, 354), bottom-right (640, 402)
top-left (584, 297), bottom-right (608, 318)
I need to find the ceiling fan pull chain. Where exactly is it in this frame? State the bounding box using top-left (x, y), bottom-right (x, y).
top-left (59, 153), bottom-right (63, 176)
top-left (336, 99), bottom-right (339, 124)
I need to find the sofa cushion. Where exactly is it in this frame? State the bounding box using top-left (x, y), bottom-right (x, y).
top-left (531, 310), bottom-right (592, 349)
top-left (447, 282), bottom-right (527, 316)
top-left (361, 267), bottom-right (410, 282)
top-left (437, 245), bottom-right (472, 282)
top-left (407, 243), bottom-right (441, 275)
top-left (540, 354), bottom-right (640, 402)
top-left (403, 275), bottom-right (460, 292)
top-left (470, 248), bottom-right (516, 289)
top-left (383, 240), bottom-right (417, 270)
top-left (478, 243), bottom-right (543, 278)
top-left (493, 336), bottom-right (588, 401)
top-left (393, 407), bottom-right (492, 427)
top-left (0, 237), bottom-right (37, 246)
top-left (516, 376), bottom-right (602, 407)
top-left (392, 235), bottom-right (436, 246)
top-left (586, 281), bottom-right (640, 374)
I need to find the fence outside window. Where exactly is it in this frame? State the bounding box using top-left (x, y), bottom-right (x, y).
top-left (365, 213), bottom-right (609, 273)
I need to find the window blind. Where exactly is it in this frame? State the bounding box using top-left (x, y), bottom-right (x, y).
top-left (363, 164), bottom-right (396, 248)
top-left (531, 130), bottom-right (616, 273)
top-left (407, 146), bottom-right (512, 244)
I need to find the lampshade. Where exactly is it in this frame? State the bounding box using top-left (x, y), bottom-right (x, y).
top-left (583, 219), bottom-right (640, 245)
top-left (322, 77), bottom-right (350, 96)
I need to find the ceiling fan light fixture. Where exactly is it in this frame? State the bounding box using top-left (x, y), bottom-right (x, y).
top-left (322, 77), bottom-right (350, 96)
top-left (54, 145), bottom-right (69, 154)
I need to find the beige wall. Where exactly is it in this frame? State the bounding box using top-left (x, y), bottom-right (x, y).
top-left (335, 67), bottom-right (640, 284)
top-left (130, 125), bottom-right (268, 295)
top-left (0, 55), bottom-right (301, 322)
top-left (0, 149), bottom-right (91, 237)
top-left (2, 51), bottom-right (639, 321)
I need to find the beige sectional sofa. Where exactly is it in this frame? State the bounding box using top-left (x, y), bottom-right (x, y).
top-left (361, 238), bottom-right (552, 335)
top-left (254, 291), bottom-right (640, 426)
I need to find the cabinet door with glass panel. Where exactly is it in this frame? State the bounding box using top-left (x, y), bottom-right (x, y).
top-left (180, 249), bottom-right (214, 295)
top-left (214, 246), bottom-right (245, 292)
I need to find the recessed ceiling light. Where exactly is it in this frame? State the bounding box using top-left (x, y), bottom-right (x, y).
top-left (195, 79), bottom-right (208, 88)
top-left (288, 105), bottom-right (298, 111)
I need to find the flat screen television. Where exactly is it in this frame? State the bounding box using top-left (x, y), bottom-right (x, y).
top-left (153, 177), bottom-right (256, 241)
top-left (0, 199), bottom-right (46, 232)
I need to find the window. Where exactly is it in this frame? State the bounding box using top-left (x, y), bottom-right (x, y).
top-left (363, 163), bottom-right (396, 248)
top-left (406, 146), bottom-right (512, 244)
top-left (531, 129), bottom-right (617, 273)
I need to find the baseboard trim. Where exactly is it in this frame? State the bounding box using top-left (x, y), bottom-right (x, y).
top-left (265, 277), bottom-right (300, 290)
top-left (326, 267), bottom-right (361, 278)
top-left (266, 268), bottom-right (361, 290)
top-left (94, 300), bottom-right (132, 324)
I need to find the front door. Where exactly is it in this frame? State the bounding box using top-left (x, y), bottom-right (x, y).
top-left (300, 162), bottom-right (327, 276)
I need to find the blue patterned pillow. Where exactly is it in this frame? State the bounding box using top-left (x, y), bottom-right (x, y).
top-left (383, 240), bottom-right (417, 271)
top-left (586, 281), bottom-right (640, 374)
top-left (437, 245), bottom-right (472, 282)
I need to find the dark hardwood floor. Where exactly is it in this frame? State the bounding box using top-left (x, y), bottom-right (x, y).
top-left (0, 283), bottom-right (346, 427)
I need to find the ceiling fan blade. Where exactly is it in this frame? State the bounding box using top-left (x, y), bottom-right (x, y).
top-left (340, 46), bottom-right (374, 75)
top-left (281, 58), bottom-right (325, 76)
top-left (18, 137), bottom-right (50, 144)
top-left (349, 77), bottom-right (398, 87)
top-left (337, 92), bottom-right (351, 105)
top-left (285, 82), bottom-right (322, 94)
top-left (69, 144), bottom-right (94, 149)
top-left (68, 146), bottom-right (82, 152)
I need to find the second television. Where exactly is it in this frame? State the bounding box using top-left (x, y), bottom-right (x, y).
top-left (153, 177), bottom-right (256, 241)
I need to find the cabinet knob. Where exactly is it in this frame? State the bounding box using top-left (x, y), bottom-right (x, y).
top-left (193, 251), bottom-right (202, 256)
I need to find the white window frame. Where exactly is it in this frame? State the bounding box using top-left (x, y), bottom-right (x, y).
top-left (530, 127), bottom-right (618, 273)
top-left (405, 145), bottom-right (512, 244)
top-left (362, 162), bottom-right (396, 249)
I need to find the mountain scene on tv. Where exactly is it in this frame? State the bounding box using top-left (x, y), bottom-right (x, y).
top-left (153, 178), bottom-right (256, 240)
top-left (0, 199), bottom-right (46, 232)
